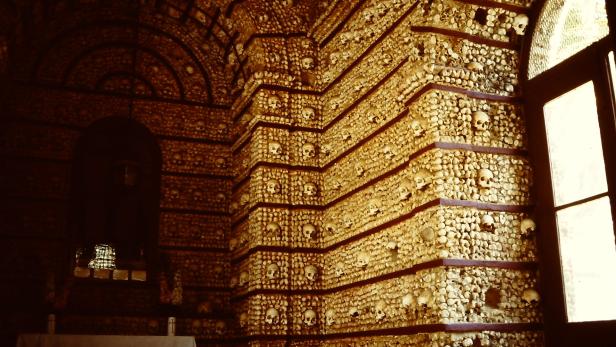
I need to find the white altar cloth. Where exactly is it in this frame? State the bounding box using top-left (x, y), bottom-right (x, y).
top-left (17, 334), bottom-right (196, 347)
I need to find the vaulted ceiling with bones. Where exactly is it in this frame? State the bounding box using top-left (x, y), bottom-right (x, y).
top-left (2, 0), bottom-right (328, 106)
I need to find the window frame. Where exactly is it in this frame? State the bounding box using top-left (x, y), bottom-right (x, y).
top-left (523, 2), bottom-right (616, 345)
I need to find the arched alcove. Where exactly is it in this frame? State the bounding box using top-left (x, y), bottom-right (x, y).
top-left (70, 116), bottom-right (161, 279)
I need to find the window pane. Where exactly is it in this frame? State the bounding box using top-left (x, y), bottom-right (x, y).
top-left (557, 197), bottom-right (616, 322)
top-left (528, 0), bottom-right (609, 79)
top-left (544, 81), bottom-right (608, 206)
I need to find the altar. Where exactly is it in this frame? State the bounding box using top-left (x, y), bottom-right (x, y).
top-left (16, 334), bottom-right (196, 347)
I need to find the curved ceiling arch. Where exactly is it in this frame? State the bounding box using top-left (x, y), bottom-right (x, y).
top-left (94, 71), bottom-right (158, 96)
top-left (31, 20), bottom-right (219, 103)
top-left (60, 42), bottom-right (185, 99)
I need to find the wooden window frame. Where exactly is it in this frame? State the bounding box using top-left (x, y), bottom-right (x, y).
top-left (523, 1), bottom-right (616, 345)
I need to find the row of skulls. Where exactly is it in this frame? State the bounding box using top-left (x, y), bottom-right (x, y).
top-left (265, 179), bottom-right (319, 196)
top-left (244, 217), bottom-right (536, 282)
top-left (265, 94), bottom-right (319, 119)
top-left (268, 141), bottom-right (317, 160)
top-left (261, 108), bottom-right (492, 169)
top-left (232, 264), bottom-right (319, 287)
top-left (262, 285), bottom-right (540, 327)
top-left (253, 197), bottom-right (535, 246)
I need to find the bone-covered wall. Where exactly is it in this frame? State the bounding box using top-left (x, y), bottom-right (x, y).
top-left (0, 0), bottom-right (545, 345)
top-left (230, 0), bottom-right (543, 345)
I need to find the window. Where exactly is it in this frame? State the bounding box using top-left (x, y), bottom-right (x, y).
top-left (524, 0), bottom-right (616, 345)
top-left (70, 117), bottom-right (161, 282)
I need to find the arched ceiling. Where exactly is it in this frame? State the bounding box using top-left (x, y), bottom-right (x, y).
top-left (2, 0), bottom-right (325, 106)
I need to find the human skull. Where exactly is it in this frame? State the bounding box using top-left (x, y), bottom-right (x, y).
top-left (191, 319), bottom-right (202, 335)
top-left (304, 265), bottom-right (318, 282)
top-left (513, 14), bottom-right (529, 35)
top-left (239, 271), bottom-right (249, 286)
top-left (343, 214), bottom-right (354, 229)
top-left (340, 32), bottom-right (352, 45)
top-left (382, 53), bottom-right (393, 66)
top-left (215, 158), bottom-right (225, 168)
top-left (410, 119), bottom-right (425, 137)
top-left (330, 98), bottom-right (342, 111)
top-left (477, 168), bottom-right (494, 189)
top-left (195, 120), bottom-right (206, 131)
top-left (240, 193), bottom-right (250, 206)
top-left (229, 276), bottom-right (238, 288)
top-left (266, 263), bottom-right (279, 280)
top-left (325, 309), bottom-right (336, 326)
top-left (172, 152), bottom-right (184, 166)
top-left (415, 169), bottom-right (432, 190)
top-left (147, 319), bottom-right (159, 334)
top-left (355, 163), bottom-right (365, 177)
top-left (303, 309), bottom-right (317, 326)
top-left (398, 178), bottom-right (413, 201)
top-left (341, 131), bottom-right (351, 141)
top-left (348, 307), bottom-right (360, 318)
top-left (214, 321), bottom-right (226, 335)
top-left (335, 263), bottom-right (345, 277)
top-left (302, 223), bottom-right (317, 240)
top-left (265, 307), bottom-right (279, 325)
top-left (420, 227), bottom-right (435, 242)
top-left (193, 155), bottom-right (204, 167)
top-left (417, 290), bottom-right (432, 308)
top-left (268, 141), bottom-right (283, 156)
top-left (386, 241), bottom-right (398, 251)
top-left (357, 252), bottom-right (370, 268)
top-left (192, 190), bottom-right (204, 201)
top-left (481, 214), bottom-right (496, 232)
top-left (268, 95), bottom-right (282, 110)
top-left (472, 111), bottom-right (490, 131)
top-left (374, 300), bottom-right (387, 321)
top-left (522, 288), bottom-right (540, 305)
top-left (329, 52), bottom-right (340, 66)
top-left (266, 222), bottom-right (281, 234)
top-left (213, 265), bottom-right (224, 278)
top-left (324, 222), bottom-right (337, 234)
top-left (401, 294), bottom-right (414, 308)
top-left (383, 146), bottom-right (396, 160)
top-left (368, 199), bottom-right (381, 217)
top-left (363, 8), bottom-right (375, 22)
top-left (301, 57), bottom-right (315, 70)
top-left (301, 107), bottom-right (316, 121)
top-left (376, 2), bottom-right (388, 16)
top-left (301, 143), bottom-right (317, 159)
top-left (216, 193), bottom-right (226, 203)
top-left (239, 312), bottom-right (248, 328)
top-left (229, 238), bottom-right (238, 251)
top-left (321, 144), bottom-right (332, 156)
top-left (520, 218), bottom-right (536, 234)
top-left (280, 0), bottom-right (293, 7)
top-left (266, 179), bottom-right (281, 194)
top-left (169, 188), bottom-right (180, 200)
top-left (303, 182), bottom-right (318, 197)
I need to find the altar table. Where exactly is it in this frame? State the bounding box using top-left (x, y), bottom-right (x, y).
top-left (16, 334), bottom-right (196, 347)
